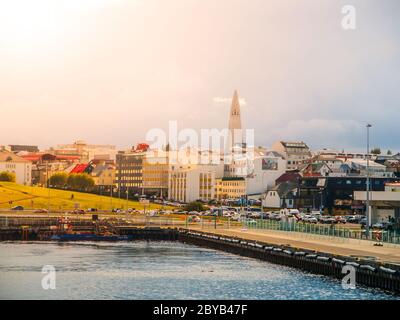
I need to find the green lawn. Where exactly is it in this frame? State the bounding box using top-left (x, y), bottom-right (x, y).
top-left (0, 182), bottom-right (166, 211)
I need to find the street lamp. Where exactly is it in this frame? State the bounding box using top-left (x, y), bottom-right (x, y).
top-left (366, 124), bottom-right (372, 237)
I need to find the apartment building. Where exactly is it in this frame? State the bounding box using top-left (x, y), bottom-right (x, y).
top-left (168, 164), bottom-right (216, 203)
top-left (142, 153), bottom-right (170, 198)
top-left (215, 177), bottom-right (246, 201)
top-left (115, 151), bottom-right (144, 196)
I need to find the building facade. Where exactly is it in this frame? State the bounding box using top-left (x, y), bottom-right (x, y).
top-left (0, 150), bottom-right (32, 185)
top-left (168, 164), bottom-right (216, 203)
top-left (115, 151), bottom-right (144, 196)
top-left (142, 154), bottom-right (170, 198)
top-left (215, 177), bottom-right (246, 201)
top-left (272, 141), bottom-right (312, 171)
top-left (51, 140), bottom-right (117, 162)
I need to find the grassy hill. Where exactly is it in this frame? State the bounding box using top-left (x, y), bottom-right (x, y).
top-left (0, 182), bottom-right (166, 211)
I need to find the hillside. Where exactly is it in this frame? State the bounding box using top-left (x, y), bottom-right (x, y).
top-left (0, 182), bottom-right (165, 211)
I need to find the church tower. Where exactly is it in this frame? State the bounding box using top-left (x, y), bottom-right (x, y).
top-left (228, 90), bottom-right (243, 151)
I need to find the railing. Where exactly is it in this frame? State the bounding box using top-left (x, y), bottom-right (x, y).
top-left (243, 219), bottom-right (400, 245)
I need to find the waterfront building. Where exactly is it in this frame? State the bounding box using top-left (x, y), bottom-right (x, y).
top-left (115, 150), bottom-right (144, 196)
top-left (215, 177), bottom-right (247, 201)
top-left (0, 150), bottom-right (32, 185)
top-left (272, 141), bottom-right (312, 171)
top-left (142, 152), bottom-right (170, 198)
top-left (168, 164), bottom-right (216, 203)
top-left (296, 176), bottom-right (397, 215)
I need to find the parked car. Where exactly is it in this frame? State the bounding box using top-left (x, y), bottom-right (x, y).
top-left (335, 216), bottom-right (347, 224)
top-left (71, 209), bottom-right (85, 215)
top-left (304, 216), bottom-right (318, 224)
top-left (319, 216), bottom-right (336, 224)
top-left (188, 211), bottom-right (200, 216)
top-left (33, 209), bottom-right (48, 213)
top-left (11, 205), bottom-right (24, 211)
top-left (250, 212), bottom-right (261, 218)
top-left (87, 208), bottom-right (98, 212)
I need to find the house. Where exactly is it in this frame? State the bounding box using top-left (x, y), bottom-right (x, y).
top-left (91, 164), bottom-right (115, 190)
top-left (301, 163), bottom-right (332, 177)
top-left (0, 150), bottom-right (32, 185)
top-left (262, 182), bottom-right (297, 209)
top-left (272, 141), bottom-right (312, 170)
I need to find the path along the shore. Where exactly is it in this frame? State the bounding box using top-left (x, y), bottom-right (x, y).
top-left (188, 226), bottom-right (400, 265)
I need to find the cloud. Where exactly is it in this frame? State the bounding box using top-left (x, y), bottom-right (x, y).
top-left (269, 119), bottom-right (364, 150)
top-left (213, 97), bottom-right (247, 106)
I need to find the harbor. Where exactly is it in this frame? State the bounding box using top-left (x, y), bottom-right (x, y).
top-left (1, 213), bottom-right (400, 295)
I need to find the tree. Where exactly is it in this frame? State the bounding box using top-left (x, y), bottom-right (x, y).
top-left (49, 172), bottom-right (68, 188)
top-left (0, 171), bottom-right (16, 182)
top-left (370, 148), bottom-right (381, 155)
top-left (67, 173), bottom-right (94, 191)
top-left (185, 201), bottom-right (206, 212)
top-left (387, 150), bottom-right (392, 155)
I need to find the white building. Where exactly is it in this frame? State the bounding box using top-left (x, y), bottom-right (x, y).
top-left (262, 182), bottom-right (297, 209)
top-left (354, 183), bottom-right (400, 224)
top-left (272, 141), bottom-right (312, 170)
top-left (168, 164), bottom-right (218, 203)
top-left (245, 151), bottom-right (287, 195)
top-left (345, 158), bottom-right (394, 178)
top-left (0, 150), bottom-right (32, 185)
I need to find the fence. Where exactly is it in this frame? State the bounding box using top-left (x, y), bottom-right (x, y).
top-left (243, 219), bottom-right (400, 245)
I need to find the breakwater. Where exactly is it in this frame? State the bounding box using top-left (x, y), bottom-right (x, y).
top-left (178, 229), bottom-right (400, 294)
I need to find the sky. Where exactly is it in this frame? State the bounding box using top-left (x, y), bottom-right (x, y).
top-left (0, 0), bottom-right (399, 153)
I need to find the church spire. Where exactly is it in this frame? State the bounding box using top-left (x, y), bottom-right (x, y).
top-left (227, 90), bottom-right (243, 152)
top-left (228, 90), bottom-right (242, 131)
